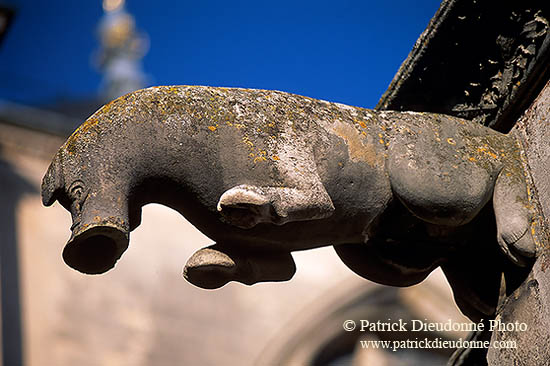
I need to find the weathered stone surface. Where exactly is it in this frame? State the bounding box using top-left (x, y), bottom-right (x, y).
top-left (374, 1), bottom-right (550, 364)
top-left (42, 85), bottom-right (536, 324)
top-left (487, 79), bottom-right (550, 365)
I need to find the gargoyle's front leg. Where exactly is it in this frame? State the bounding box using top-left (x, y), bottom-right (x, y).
top-left (217, 133), bottom-right (335, 229)
top-left (217, 184), bottom-right (335, 229)
top-left (183, 243), bottom-right (296, 289)
top-left (441, 251), bottom-right (502, 322)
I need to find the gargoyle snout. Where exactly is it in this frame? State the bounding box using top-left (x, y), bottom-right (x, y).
top-left (63, 218), bottom-right (129, 275)
top-left (41, 154), bottom-right (63, 207)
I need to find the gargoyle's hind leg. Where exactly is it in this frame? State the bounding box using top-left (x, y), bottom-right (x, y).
top-left (493, 162), bottom-right (537, 266)
top-left (334, 240), bottom-right (444, 287)
top-left (441, 246), bottom-right (503, 322)
top-left (183, 243), bottom-right (296, 289)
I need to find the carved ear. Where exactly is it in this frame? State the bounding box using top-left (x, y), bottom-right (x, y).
top-left (41, 154), bottom-right (64, 206)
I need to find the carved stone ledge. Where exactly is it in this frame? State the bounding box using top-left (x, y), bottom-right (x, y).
top-left (377, 0), bottom-right (550, 132)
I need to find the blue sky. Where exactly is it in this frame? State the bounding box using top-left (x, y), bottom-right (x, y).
top-left (0, 0), bottom-right (441, 109)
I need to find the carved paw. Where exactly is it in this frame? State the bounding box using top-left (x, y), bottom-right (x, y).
top-left (493, 164), bottom-right (537, 267)
top-left (217, 184), bottom-right (334, 229)
top-left (217, 185), bottom-right (274, 229)
top-left (183, 247), bottom-right (239, 289)
top-left (496, 216), bottom-right (536, 266)
top-left (183, 245), bottom-right (296, 289)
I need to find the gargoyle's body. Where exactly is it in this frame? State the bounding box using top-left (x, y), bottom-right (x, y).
top-left (42, 86), bottom-right (536, 320)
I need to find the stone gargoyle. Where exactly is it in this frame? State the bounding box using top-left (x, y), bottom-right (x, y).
top-left (42, 86), bottom-right (537, 321)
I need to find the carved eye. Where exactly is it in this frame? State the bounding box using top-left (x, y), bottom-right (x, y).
top-left (68, 180), bottom-right (88, 211)
top-left (71, 186), bottom-right (83, 200)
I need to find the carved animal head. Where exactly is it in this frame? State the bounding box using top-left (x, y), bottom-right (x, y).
top-left (42, 131), bottom-right (131, 275)
top-left (40, 87), bottom-right (341, 287)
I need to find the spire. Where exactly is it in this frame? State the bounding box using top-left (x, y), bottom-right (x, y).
top-left (97, 0), bottom-right (148, 101)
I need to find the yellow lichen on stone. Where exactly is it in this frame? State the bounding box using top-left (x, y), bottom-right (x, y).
top-left (328, 120), bottom-right (382, 166)
top-left (476, 146), bottom-right (498, 159)
top-left (242, 136), bottom-right (254, 149)
top-left (208, 126), bottom-right (217, 132)
top-left (65, 117), bottom-right (101, 154)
